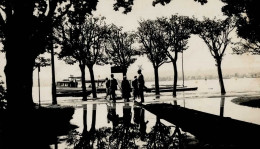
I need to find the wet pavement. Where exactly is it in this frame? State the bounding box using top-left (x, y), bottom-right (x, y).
top-left (55, 102), bottom-right (198, 149)
top-left (44, 92), bottom-right (260, 148)
top-left (55, 92), bottom-right (260, 125)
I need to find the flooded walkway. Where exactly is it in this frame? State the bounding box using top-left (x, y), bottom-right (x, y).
top-left (51, 92), bottom-right (260, 149)
top-left (57, 102), bottom-right (198, 149)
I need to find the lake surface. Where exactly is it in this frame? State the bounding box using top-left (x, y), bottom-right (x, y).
top-left (33, 78), bottom-right (260, 104)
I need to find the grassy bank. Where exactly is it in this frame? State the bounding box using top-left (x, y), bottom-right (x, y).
top-left (231, 96), bottom-right (260, 108)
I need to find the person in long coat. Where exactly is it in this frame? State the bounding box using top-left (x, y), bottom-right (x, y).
top-left (132, 76), bottom-right (138, 100)
top-left (121, 76), bottom-right (131, 102)
top-left (105, 77), bottom-right (110, 100)
top-left (110, 74), bottom-right (118, 102)
top-left (137, 69), bottom-right (145, 102)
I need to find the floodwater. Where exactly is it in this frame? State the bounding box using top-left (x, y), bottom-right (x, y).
top-left (32, 78), bottom-right (260, 148)
top-left (54, 102), bottom-right (199, 149)
top-left (163, 96), bottom-right (260, 125)
top-left (47, 95), bottom-right (260, 149)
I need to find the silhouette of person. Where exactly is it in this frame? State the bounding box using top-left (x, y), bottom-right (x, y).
top-left (75, 80), bottom-right (78, 88)
top-left (132, 76), bottom-right (139, 100)
top-left (137, 69), bottom-right (145, 102)
top-left (110, 74), bottom-right (118, 102)
top-left (105, 77), bottom-right (110, 100)
top-left (69, 80), bottom-right (74, 87)
top-left (121, 76), bottom-right (131, 102)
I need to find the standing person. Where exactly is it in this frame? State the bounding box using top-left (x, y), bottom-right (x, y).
top-left (105, 77), bottom-right (110, 100)
top-left (110, 74), bottom-right (118, 102)
top-left (121, 76), bottom-right (131, 102)
top-left (137, 69), bottom-right (145, 102)
top-left (132, 76), bottom-right (138, 101)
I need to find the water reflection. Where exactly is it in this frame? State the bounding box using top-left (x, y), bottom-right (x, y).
top-left (79, 104), bottom-right (96, 148)
top-left (109, 103), bottom-right (139, 148)
top-left (107, 103), bottom-right (119, 128)
top-left (133, 105), bottom-right (148, 141)
top-left (220, 96), bottom-right (225, 117)
top-left (65, 103), bottom-right (192, 149)
top-left (146, 116), bottom-right (184, 149)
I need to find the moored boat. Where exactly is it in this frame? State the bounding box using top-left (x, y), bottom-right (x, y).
top-left (56, 76), bottom-right (106, 97)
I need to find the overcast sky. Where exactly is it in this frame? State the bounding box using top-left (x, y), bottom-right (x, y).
top-left (0, 0), bottom-right (260, 86)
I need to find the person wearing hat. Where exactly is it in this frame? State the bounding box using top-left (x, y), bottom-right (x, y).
top-left (137, 69), bottom-right (145, 102)
top-left (132, 76), bottom-right (139, 100)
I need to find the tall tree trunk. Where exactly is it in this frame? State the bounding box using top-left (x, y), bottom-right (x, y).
top-left (5, 2), bottom-right (36, 148)
top-left (5, 57), bottom-right (35, 110)
top-left (172, 60), bottom-right (178, 97)
top-left (88, 65), bottom-right (97, 98)
top-left (154, 66), bottom-right (160, 95)
top-left (216, 60), bottom-right (226, 94)
top-left (122, 67), bottom-right (127, 77)
top-left (80, 64), bottom-right (87, 101)
top-left (5, 2), bottom-right (35, 111)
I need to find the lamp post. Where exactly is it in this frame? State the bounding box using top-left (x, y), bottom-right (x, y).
top-left (38, 65), bottom-right (41, 107)
top-left (51, 39), bottom-right (57, 105)
top-left (182, 51), bottom-right (185, 87)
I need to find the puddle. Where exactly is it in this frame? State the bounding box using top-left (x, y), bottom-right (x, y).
top-left (47, 97), bottom-right (260, 149)
top-left (53, 102), bottom-right (200, 149)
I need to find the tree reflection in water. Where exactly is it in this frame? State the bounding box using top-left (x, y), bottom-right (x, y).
top-left (109, 103), bottom-right (139, 148)
top-left (66, 103), bottom-right (189, 149)
top-left (145, 116), bottom-right (184, 149)
top-left (67, 104), bottom-right (108, 149)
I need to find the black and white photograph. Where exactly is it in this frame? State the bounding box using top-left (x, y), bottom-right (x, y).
top-left (0, 0), bottom-right (260, 148)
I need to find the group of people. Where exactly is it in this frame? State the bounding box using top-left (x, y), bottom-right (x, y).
top-left (105, 69), bottom-right (145, 102)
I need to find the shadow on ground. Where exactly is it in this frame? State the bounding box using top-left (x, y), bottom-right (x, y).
top-left (0, 106), bottom-right (77, 149)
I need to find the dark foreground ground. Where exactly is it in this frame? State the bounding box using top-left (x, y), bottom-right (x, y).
top-left (0, 106), bottom-right (76, 149)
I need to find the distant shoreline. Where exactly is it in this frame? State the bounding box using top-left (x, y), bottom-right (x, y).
top-left (231, 96), bottom-right (260, 108)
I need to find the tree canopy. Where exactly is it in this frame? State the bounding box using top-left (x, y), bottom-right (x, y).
top-left (106, 24), bottom-right (138, 76)
top-left (137, 19), bottom-right (169, 95)
top-left (194, 16), bottom-right (236, 94)
top-left (137, 19), bottom-right (168, 68)
top-left (58, 14), bottom-right (108, 99)
top-left (158, 15), bottom-right (194, 96)
top-left (221, 0), bottom-right (260, 54)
